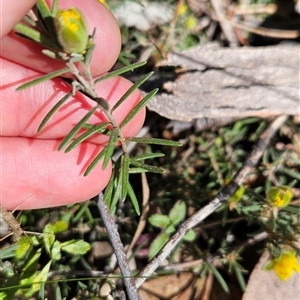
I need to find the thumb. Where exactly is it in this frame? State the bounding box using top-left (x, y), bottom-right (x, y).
top-left (0, 0), bottom-right (36, 38)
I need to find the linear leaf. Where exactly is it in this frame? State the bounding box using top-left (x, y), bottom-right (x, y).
top-left (234, 266), bottom-right (247, 292)
top-left (14, 23), bottom-right (42, 44)
top-left (84, 43), bottom-right (95, 66)
top-left (65, 123), bottom-right (109, 152)
top-left (109, 158), bottom-right (123, 213)
top-left (84, 146), bottom-right (107, 176)
top-left (133, 152), bottom-right (165, 161)
top-left (38, 91), bottom-right (72, 132)
top-left (17, 67), bottom-right (69, 91)
top-left (94, 61), bottom-right (147, 84)
top-left (15, 22), bottom-right (59, 51)
top-left (129, 167), bottom-right (150, 174)
top-left (23, 15), bottom-right (37, 27)
top-left (104, 171), bottom-right (116, 208)
top-left (127, 182), bottom-right (140, 215)
top-left (120, 88), bottom-right (158, 128)
top-left (102, 129), bottom-right (119, 169)
top-left (208, 262), bottom-right (229, 293)
top-left (112, 72), bottom-right (154, 112)
top-left (50, 0), bottom-right (59, 16)
top-left (130, 160), bottom-right (164, 174)
top-left (127, 137), bottom-right (182, 147)
top-left (282, 205), bottom-right (300, 215)
top-left (36, 0), bottom-right (52, 18)
top-left (121, 154), bottom-right (130, 201)
top-left (59, 105), bottom-right (99, 151)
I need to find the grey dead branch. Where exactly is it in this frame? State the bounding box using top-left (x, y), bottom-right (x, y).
top-left (147, 43), bottom-right (300, 129)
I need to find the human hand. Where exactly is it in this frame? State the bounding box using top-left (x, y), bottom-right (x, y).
top-left (0, 0), bottom-right (145, 210)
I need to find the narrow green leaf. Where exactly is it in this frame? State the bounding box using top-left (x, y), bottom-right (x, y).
top-left (120, 88), bottom-right (158, 128)
top-left (246, 189), bottom-right (266, 203)
top-left (129, 167), bottom-right (150, 174)
top-left (14, 23), bottom-right (60, 50)
top-left (95, 61), bottom-right (147, 84)
top-left (23, 15), bottom-right (37, 27)
top-left (109, 160), bottom-right (123, 213)
top-left (282, 205), bottom-right (300, 215)
top-left (133, 153), bottom-right (165, 161)
top-left (65, 123), bottom-right (109, 152)
top-left (84, 146), bottom-right (107, 176)
top-left (0, 245), bottom-right (18, 260)
top-left (102, 129), bottom-right (119, 169)
top-left (17, 67), bottom-right (69, 91)
top-left (38, 283), bottom-right (45, 300)
top-left (20, 249), bottom-right (42, 286)
top-left (127, 137), bottom-right (182, 147)
top-left (121, 155), bottom-right (130, 201)
top-left (50, 0), bottom-right (59, 16)
top-left (59, 105), bottom-right (99, 150)
top-left (36, 0), bottom-right (52, 18)
top-left (127, 182), bottom-right (140, 215)
top-left (24, 260), bottom-right (52, 298)
top-left (112, 72), bottom-right (154, 112)
top-left (130, 160), bottom-right (164, 174)
top-left (84, 43), bottom-right (96, 66)
top-left (208, 262), bottom-right (229, 293)
top-left (169, 201), bottom-right (186, 225)
top-left (38, 91), bottom-right (72, 132)
top-left (234, 266), bottom-right (247, 292)
top-left (281, 167), bottom-right (300, 180)
top-left (55, 286), bottom-right (63, 300)
top-left (103, 168), bottom-right (117, 207)
top-left (118, 52), bottom-right (136, 65)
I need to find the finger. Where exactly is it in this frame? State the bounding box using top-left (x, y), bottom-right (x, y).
top-left (1, 58), bottom-right (146, 143)
top-left (0, 0), bottom-right (121, 77)
top-left (0, 0), bottom-right (37, 38)
top-left (0, 136), bottom-right (112, 210)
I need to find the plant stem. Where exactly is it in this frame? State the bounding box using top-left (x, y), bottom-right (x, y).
top-left (65, 57), bottom-right (128, 154)
top-left (94, 193), bottom-right (141, 300)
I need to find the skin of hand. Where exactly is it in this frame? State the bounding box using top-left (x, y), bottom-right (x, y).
top-left (0, 0), bottom-right (146, 210)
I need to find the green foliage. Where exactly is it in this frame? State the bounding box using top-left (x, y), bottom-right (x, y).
top-left (1, 0), bottom-right (299, 298)
top-left (148, 201), bottom-right (196, 258)
top-left (14, 0), bottom-right (180, 216)
top-left (0, 221), bottom-right (90, 299)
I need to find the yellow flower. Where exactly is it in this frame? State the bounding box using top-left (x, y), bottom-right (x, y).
top-left (185, 15), bottom-right (197, 30)
top-left (267, 186), bottom-right (293, 208)
top-left (54, 8), bottom-right (89, 54)
top-left (178, 2), bottom-right (188, 16)
top-left (265, 251), bottom-right (300, 281)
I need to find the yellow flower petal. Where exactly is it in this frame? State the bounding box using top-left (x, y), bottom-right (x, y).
top-left (273, 251), bottom-right (300, 281)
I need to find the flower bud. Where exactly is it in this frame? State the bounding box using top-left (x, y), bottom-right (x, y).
top-left (54, 8), bottom-right (89, 54)
top-left (266, 185), bottom-right (293, 208)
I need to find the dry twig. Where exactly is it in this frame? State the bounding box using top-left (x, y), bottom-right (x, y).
top-left (136, 115), bottom-right (288, 287)
top-left (94, 193), bottom-right (141, 300)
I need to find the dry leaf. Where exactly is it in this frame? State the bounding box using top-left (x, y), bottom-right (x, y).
top-left (139, 272), bottom-right (194, 299)
top-left (147, 43), bottom-right (300, 123)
